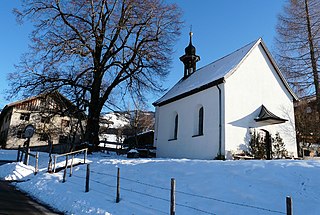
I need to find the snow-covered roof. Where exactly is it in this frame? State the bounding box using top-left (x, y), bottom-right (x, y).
top-left (153, 38), bottom-right (297, 106)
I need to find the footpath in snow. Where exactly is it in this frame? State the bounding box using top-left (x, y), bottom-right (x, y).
top-left (1, 149), bottom-right (320, 215)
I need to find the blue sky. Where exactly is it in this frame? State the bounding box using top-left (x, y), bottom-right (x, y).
top-left (0, 0), bottom-right (284, 110)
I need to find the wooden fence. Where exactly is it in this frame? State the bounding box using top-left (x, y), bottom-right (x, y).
top-left (16, 146), bottom-right (39, 175)
top-left (51, 148), bottom-right (88, 173)
top-left (98, 141), bottom-right (128, 155)
top-left (65, 166), bottom-right (294, 215)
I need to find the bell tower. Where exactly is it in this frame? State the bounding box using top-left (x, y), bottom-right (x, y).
top-left (179, 31), bottom-right (200, 78)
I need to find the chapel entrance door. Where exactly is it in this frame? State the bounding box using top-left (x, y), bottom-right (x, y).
top-left (260, 129), bottom-right (272, 160)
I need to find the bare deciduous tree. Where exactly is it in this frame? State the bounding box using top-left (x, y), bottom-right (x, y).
top-left (9, 0), bottom-right (182, 150)
top-left (275, 0), bottom-right (320, 120)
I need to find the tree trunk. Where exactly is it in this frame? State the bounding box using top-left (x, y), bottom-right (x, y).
top-left (85, 105), bottom-right (101, 151)
top-left (305, 0), bottom-right (320, 121)
top-left (11, 0), bottom-right (182, 153)
top-left (85, 72), bottom-right (103, 151)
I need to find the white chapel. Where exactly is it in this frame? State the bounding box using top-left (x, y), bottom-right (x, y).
top-left (153, 34), bottom-right (298, 160)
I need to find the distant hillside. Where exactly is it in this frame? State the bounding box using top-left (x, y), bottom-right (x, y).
top-left (99, 110), bottom-right (155, 143)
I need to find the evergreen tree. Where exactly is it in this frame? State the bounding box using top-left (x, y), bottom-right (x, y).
top-left (248, 130), bottom-right (288, 159)
top-left (272, 132), bottom-right (288, 159)
top-left (248, 130), bottom-right (266, 159)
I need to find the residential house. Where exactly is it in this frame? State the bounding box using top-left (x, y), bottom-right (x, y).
top-left (0, 92), bottom-right (85, 151)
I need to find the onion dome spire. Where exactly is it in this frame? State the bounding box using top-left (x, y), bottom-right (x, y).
top-left (179, 30), bottom-right (200, 78)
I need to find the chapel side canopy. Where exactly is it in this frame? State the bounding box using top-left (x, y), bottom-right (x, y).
top-left (254, 105), bottom-right (287, 125)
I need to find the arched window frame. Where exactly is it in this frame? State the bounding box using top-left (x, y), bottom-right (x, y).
top-left (169, 113), bottom-right (178, 141)
top-left (174, 113), bottom-right (178, 139)
top-left (198, 106), bottom-right (204, 136)
top-left (193, 106), bottom-right (204, 137)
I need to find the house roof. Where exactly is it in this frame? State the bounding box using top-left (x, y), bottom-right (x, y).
top-left (255, 105), bottom-right (287, 125)
top-left (4, 91), bottom-right (72, 109)
top-left (153, 38), bottom-right (298, 106)
top-left (0, 91), bottom-right (86, 120)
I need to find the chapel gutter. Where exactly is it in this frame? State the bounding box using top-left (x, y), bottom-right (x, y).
top-left (153, 78), bottom-right (225, 107)
top-left (216, 84), bottom-right (223, 159)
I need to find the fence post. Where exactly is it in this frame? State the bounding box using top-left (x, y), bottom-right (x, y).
top-left (84, 148), bottom-right (87, 164)
top-left (170, 178), bottom-right (176, 215)
top-left (17, 146), bottom-right (21, 162)
top-left (116, 168), bottom-right (120, 203)
top-left (34, 152), bottom-right (39, 175)
top-left (48, 155), bottom-right (53, 173)
top-left (53, 155), bottom-right (57, 173)
top-left (24, 148), bottom-right (30, 166)
top-left (23, 138), bottom-right (30, 165)
top-left (286, 196), bottom-right (292, 215)
top-left (85, 164), bottom-right (90, 192)
top-left (20, 148), bottom-right (24, 162)
top-left (63, 155), bottom-right (68, 183)
top-left (69, 155), bottom-right (74, 177)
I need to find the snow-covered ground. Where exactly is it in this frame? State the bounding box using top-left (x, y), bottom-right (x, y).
top-left (1, 149), bottom-right (320, 215)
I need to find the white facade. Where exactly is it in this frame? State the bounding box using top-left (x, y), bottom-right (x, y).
top-left (224, 44), bottom-right (297, 158)
top-left (154, 38), bottom-right (298, 159)
top-left (155, 86), bottom-right (222, 159)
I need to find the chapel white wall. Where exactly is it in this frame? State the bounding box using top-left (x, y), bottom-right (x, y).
top-left (155, 87), bottom-right (222, 159)
top-left (224, 44), bottom-right (297, 158)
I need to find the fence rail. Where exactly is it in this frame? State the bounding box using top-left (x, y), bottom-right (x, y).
top-left (14, 146), bottom-right (295, 214)
top-left (16, 146), bottom-right (39, 175)
top-left (64, 166), bottom-right (291, 215)
top-left (52, 148), bottom-right (88, 173)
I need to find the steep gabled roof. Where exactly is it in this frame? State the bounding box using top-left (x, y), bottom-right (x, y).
top-left (153, 38), bottom-right (297, 107)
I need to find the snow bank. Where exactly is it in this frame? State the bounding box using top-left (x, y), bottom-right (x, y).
top-left (0, 162), bottom-right (34, 181)
top-left (1, 150), bottom-right (320, 215)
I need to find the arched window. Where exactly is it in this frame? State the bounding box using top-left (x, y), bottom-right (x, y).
top-left (198, 107), bottom-right (204, 135)
top-left (174, 114), bottom-right (178, 139)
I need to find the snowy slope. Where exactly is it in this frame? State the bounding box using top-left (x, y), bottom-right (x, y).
top-left (0, 150), bottom-right (319, 215)
top-left (100, 112), bottom-right (130, 129)
top-left (99, 112), bottom-right (130, 143)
